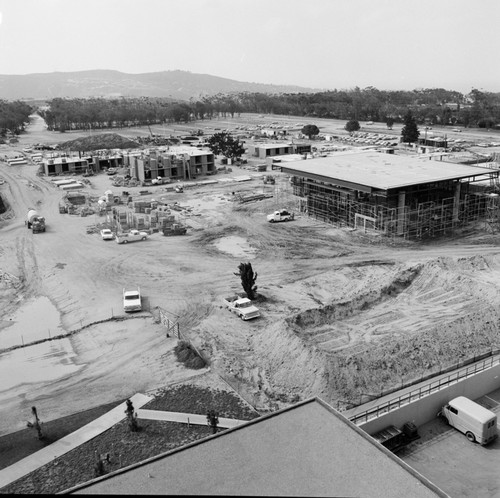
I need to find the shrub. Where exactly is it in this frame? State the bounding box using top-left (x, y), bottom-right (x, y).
top-left (174, 341), bottom-right (206, 369)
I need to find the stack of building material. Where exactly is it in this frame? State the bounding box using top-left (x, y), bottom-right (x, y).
top-left (158, 214), bottom-right (176, 227)
top-left (59, 182), bottom-right (84, 190)
top-left (136, 216), bottom-right (146, 230)
top-left (52, 179), bottom-right (76, 186)
top-left (133, 200), bottom-right (152, 213)
top-left (118, 211), bottom-right (127, 229)
top-left (7, 157), bottom-right (28, 166)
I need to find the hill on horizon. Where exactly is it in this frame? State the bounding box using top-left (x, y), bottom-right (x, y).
top-left (0, 69), bottom-right (319, 101)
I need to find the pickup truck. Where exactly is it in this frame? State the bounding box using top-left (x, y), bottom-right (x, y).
top-left (267, 209), bottom-right (295, 223)
top-left (123, 287), bottom-right (142, 312)
top-left (115, 229), bottom-right (148, 244)
top-left (223, 295), bottom-right (261, 320)
top-left (162, 224), bottom-right (187, 236)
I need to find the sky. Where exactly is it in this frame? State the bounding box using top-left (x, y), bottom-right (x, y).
top-left (0, 0), bottom-right (499, 93)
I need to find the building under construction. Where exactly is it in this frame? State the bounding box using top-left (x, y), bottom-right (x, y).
top-left (280, 150), bottom-right (500, 240)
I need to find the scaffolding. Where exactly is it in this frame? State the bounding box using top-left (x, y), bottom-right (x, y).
top-left (291, 176), bottom-right (494, 241)
top-left (485, 194), bottom-right (500, 233)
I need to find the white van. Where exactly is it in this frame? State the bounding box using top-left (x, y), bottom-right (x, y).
top-left (440, 396), bottom-right (497, 445)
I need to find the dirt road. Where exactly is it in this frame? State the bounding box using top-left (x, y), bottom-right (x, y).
top-left (1, 114), bottom-right (500, 437)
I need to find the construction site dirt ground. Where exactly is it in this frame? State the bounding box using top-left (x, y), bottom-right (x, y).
top-left (2, 114), bottom-right (500, 440)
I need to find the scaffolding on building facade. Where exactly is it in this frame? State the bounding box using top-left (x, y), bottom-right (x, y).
top-left (289, 176), bottom-right (496, 240)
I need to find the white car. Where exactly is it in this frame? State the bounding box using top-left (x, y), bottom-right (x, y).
top-left (123, 287), bottom-right (142, 312)
top-left (115, 229), bottom-right (148, 244)
top-left (267, 209), bottom-right (295, 223)
top-left (100, 229), bottom-right (114, 240)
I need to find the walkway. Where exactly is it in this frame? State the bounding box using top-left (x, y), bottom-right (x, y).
top-left (0, 394), bottom-right (247, 490)
top-left (136, 408), bottom-right (246, 429)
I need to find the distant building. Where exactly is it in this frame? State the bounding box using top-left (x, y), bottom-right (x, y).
top-left (128, 147), bottom-right (215, 182)
top-left (42, 156), bottom-right (89, 176)
top-left (417, 136), bottom-right (448, 149)
top-left (247, 142), bottom-right (312, 159)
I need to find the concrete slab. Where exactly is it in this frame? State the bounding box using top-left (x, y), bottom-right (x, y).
top-left (0, 393), bottom-right (152, 489)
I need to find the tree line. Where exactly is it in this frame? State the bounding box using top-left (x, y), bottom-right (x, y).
top-left (228, 87), bottom-right (500, 129)
top-left (0, 100), bottom-right (34, 136)
top-left (14, 86), bottom-right (500, 134)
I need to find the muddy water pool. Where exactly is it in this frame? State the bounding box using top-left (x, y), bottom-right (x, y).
top-left (0, 296), bottom-right (64, 350)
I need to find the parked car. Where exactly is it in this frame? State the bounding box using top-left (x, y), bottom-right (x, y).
top-left (115, 229), bottom-right (148, 244)
top-left (106, 168), bottom-right (117, 175)
top-left (123, 287), bottom-right (142, 312)
top-left (100, 228), bottom-right (114, 240)
top-left (267, 209), bottom-right (295, 223)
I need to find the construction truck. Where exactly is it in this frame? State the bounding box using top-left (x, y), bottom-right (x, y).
top-left (26, 209), bottom-right (46, 233)
top-left (162, 224), bottom-right (187, 236)
top-left (267, 209), bottom-right (294, 223)
top-left (115, 229), bottom-right (148, 244)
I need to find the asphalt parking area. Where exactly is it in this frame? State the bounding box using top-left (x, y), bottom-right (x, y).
top-left (397, 388), bottom-right (500, 498)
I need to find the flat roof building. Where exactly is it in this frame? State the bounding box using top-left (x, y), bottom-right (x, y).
top-left (248, 142), bottom-right (312, 159)
top-left (280, 150), bottom-right (500, 239)
top-left (42, 156), bottom-right (89, 176)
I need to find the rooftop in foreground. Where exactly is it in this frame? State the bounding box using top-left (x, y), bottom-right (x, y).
top-left (68, 398), bottom-right (445, 497)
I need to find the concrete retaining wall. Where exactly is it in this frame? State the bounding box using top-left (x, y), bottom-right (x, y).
top-left (359, 363), bottom-right (500, 435)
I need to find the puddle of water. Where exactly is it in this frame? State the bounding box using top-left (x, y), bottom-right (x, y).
top-left (0, 338), bottom-right (81, 393)
top-left (213, 235), bottom-right (257, 259)
top-left (0, 296), bottom-right (64, 350)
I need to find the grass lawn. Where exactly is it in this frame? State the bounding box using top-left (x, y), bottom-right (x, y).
top-left (0, 400), bottom-right (127, 471)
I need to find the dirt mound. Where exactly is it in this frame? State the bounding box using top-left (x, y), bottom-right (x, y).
top-left (224, 255), bottom-right (500, 410)
top-left (58, 133), bottom-right (140, 151)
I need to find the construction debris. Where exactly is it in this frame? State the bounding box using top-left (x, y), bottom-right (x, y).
top-left (235, 193), bottom-right (273, 203)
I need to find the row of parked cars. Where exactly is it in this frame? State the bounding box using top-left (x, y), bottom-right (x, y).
top-left (100, 228), bottom-right (148, 243)
top-left (339, 132), bottom-right (399, 147)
